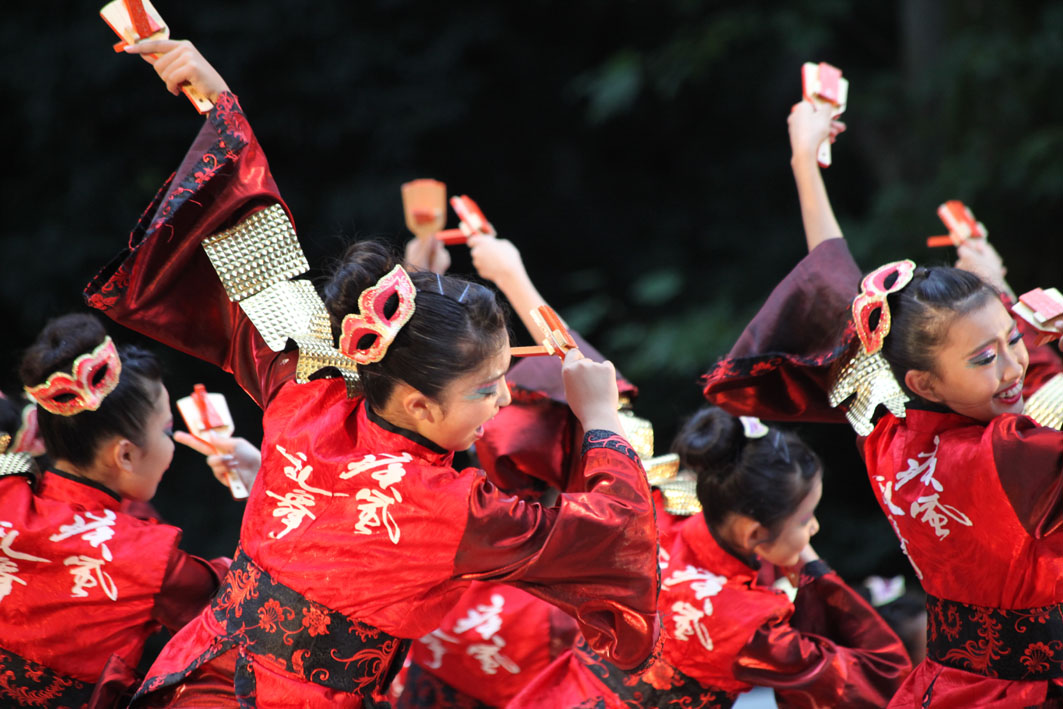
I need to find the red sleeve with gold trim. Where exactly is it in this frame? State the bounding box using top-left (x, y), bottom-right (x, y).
top-left (734, 561), bottom-right (911, 708)
top-left (84, 92), bottom-right (294, 408)
top-left (453, 430), bottom-right (659, 671)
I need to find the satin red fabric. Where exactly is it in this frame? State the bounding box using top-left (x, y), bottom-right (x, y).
top-left (0, 470), bottom-right (225, 704)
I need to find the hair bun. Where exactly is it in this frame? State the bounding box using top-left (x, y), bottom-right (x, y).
top-left (323, 240), bottom-right (401, 335)
top-left (672, 406), bottom-right (743, 474)
top-left (20, 313), bottom-right (109, 388)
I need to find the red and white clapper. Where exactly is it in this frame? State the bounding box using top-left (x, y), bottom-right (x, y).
top-left (176, 384), bottom-right (248, 499)
top-left (1014, 288), bottom-right (1063, 347)
top-left (801, 61), bottom-right (848, 167)
top-left (401, 179), bottom-right (448, 242)
top-left (434, 195), bottom-right (497, 245)
top-left (100, 0), bottom-right (214, 113)
top-left (926, 200), bottom-right (988, 248)
top-left (510, 306), bottom-right (579, 360)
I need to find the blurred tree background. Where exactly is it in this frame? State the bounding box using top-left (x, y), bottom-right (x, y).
top-left (2, 0), bottom-right (1060, 591)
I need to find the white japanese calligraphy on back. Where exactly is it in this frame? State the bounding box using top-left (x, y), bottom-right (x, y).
top-left (663, 565), bottom-right (726, 651)
top-left (0, 521), bottom-right (50, 603)
top-left (889, 436), bottom-right (972, 540)
top-left (341, 453), bottom-right (412, 544)
top-left (418, 593), bottom-right (521, 675)
top-left (266, 445), bottom-right (350, 540)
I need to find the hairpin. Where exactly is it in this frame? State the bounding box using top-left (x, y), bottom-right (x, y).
top-left (739, 416), bottom-right (769, 439)
top-left (339, 265), bottom-right (417, 365)
top-left (25, 337), bottom-right (123, 417)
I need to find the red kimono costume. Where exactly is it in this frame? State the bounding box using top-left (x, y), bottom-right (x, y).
top-left (0, 469), bottom-right (227, 708)
top-left (703, 238), bottom-right (1063, 707)
top-left (84, 93), bottom-right (659, 708)
top-left (511, 512), bottom-right (909, 709)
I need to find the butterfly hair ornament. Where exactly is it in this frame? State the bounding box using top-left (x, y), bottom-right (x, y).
top-left (338, 265), bottom-right (418, 365)
top-left (828, 260), bottom-right (915, 435)
top-left (24, 337), bottom-right (123, 417)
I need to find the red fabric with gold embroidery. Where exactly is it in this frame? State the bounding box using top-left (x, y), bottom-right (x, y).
top-left (86, 93), bottom-right (659, 707)
top-left (0, 470), bottom-right (224, 703)
top-left (511, 514), bottom-right (909, 708)
top-left (701, 238), bottom-right (1063, 706)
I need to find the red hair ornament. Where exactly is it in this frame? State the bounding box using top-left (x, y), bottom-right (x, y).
top-left (852, 260), bottom-right (916, 355)
top-left (339, 265), bottom-right (417, 365)
top-left (25, 337), bottom-right (123, 417)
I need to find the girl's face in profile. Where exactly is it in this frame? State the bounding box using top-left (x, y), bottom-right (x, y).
top-left (754, 475), bottom-right (822, 568)
top-left (911, 299), bottom-right (1028, 422)
top-left (424, 345), bottom-right (512, 452)
top-left (121, 383), bottom-right (175, 501)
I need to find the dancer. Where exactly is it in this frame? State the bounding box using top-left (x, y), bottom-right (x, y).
top-left (87, 39), bottom-right (659, 706)
top-left (0, 313), bottom-right (232, 708)
top-left (397, 235), bottom-right (683, 708)
top-left (703, 99), bottom-right (1063, 706)
top-left (511, 406), bottom-right (910, 708)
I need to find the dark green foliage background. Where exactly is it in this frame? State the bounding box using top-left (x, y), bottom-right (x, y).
top-left (2, 1), bottom-right (1060, 587)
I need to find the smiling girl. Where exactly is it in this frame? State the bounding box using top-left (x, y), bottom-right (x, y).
top-left (703, 100), bottom-right (1063, 706)
top-left (0, 313), bottom-right (230, 707)
top-left (85, 39), bottom-right (659, 707)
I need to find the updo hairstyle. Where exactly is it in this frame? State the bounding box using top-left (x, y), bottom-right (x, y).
top-left (881, 266), bottom-right (999, 396)
top-left (674, 406), bottom-right (821, 535)
top-left (20, 313), bottom-right (163, 467)
top-left (323, 240), bottom-right (508, 411)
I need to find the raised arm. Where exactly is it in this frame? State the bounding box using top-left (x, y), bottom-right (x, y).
top-left (789, 101), bottom-right (846, 253)
top-left (468, 235), bottom-right (548, 341)
top-left (86, 41), bottom-right (296, 408)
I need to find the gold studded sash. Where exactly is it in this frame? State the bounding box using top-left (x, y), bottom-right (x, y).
top-left (202, 204), bottom-right (359, 394)
top-left (1024, 374), bottom-right (1063, 430)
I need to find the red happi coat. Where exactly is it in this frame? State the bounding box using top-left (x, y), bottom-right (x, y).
top-left (85, 93), bottom-right (659, 707)
top-left (703, 238), bottom-right (1063, 707)
top-left (511, 513), bottom-right (910, 708)
top-left (0, 469), bottom-right (227, 708)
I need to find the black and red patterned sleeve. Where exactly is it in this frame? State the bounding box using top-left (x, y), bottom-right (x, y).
top-left (702, 238), bottom-right (862, 423)
top-left (453, 430), bottom-right (659, 671)
top-left (733, 562), bottom-right (911, 708)
top-left (84, 92), bottom-right (295, 408)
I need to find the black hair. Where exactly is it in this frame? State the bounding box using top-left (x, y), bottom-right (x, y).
top-left (674, 406), bottom-right (821, 534)
top-left (882, 266), bottom-right (999, 394)
top-left (20, 313), bottom-right (163, 467)
top-left (323, 240), bottom-right (508, 412)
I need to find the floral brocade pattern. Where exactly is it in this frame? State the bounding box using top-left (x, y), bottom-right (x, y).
top-left (85, 92), bottom-right (249, 312)
top-left (0, 646), bottom-right (93, 708)
top-left (133, 549), bottom-right (410, 706)
top-left (394, 663), bottom-right (491, 709)
top-left (574, 637), bottom-right (737, 709)
top-left (926, 594), bottom-right (1063, 680)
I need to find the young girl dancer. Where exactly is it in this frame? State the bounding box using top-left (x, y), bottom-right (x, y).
top-left (0, 313), bottom-right (231, 707)
top-left (510, 406), bottom-right (910, 708)
top-left (87, 39), bottom-right (659, 706)
top-left (703, 100), bottom-right (1063, 706)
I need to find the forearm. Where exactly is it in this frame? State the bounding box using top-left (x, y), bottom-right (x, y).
top-left (791, 151), bottom-right (844, 253)
top-left (498, 268), bottom-right (548, 341)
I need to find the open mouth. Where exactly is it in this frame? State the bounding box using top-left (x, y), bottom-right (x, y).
top-left (994, 380), bottom-right (1023, 405)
